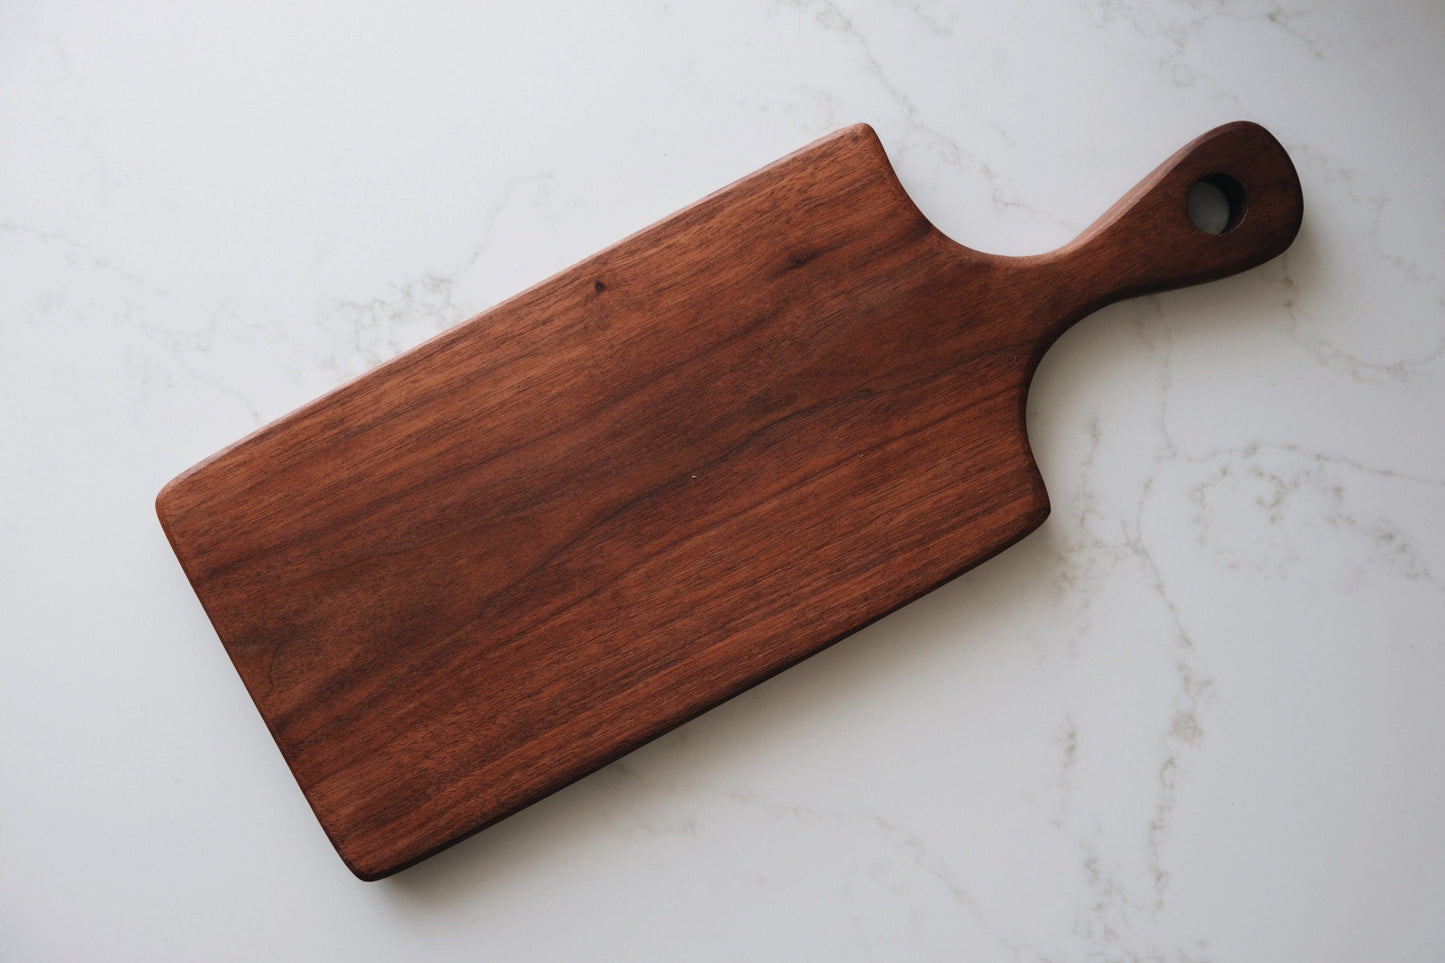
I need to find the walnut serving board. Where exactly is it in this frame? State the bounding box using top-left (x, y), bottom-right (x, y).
top-left (157, 121), bottom-right (1302, 879)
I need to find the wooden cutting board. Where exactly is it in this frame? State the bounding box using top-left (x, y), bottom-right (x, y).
top-left (157, 121), bottom-right (1302, 879)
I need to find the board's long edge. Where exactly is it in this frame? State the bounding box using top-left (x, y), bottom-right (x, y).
top-left (152, 125), bottom-right (888, 522)
top-left (355, 490), bottom-right (1050, 881)
top-left (346, 374), bottom-right (1056, 879)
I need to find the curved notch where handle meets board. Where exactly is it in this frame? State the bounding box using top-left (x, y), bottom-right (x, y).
top-left (1029, 121), bottom-right (1303, 346)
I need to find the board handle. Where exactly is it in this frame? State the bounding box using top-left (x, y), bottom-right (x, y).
top-left (1045, 121), bottom-right (1303, 322)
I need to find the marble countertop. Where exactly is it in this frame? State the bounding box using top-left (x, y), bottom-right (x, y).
top-left (4, 1), bottom-right (1442, 959)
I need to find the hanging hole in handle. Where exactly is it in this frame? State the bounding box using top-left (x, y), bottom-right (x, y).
top-left (1187, 173), bottom-right (1247, 235)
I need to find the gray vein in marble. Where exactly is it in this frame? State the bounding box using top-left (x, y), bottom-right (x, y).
top-left (1077, 0), bottom-right (1326, 85)
top-left (315, 173), bottom-right (554, 382)
top-left (1050, 256), bottom-right (1444, 939)
top-left (1074, 838), bottom-right (1155, 958)
top-left (1184, 441), bottom-right (1443, 591)
top-left (613, 760), bottom-right (1060, 963)
top-left (782, 0), bottom-right (1074, 232)
top-left (1291, 146), bottom-right (1443, 294)
top-left (0, 221), bottom-right (154, 297)
top-left (880, 0), bottom-right (957, 36)
top-left (1048, 301), bottom-right (1217, 924)
top-left (137, 303), bottom-right (266, 426)
top-left (1050, 715), bottom-right (1079, 828)
top-left (1277, 147), bottom-right (1445, 384)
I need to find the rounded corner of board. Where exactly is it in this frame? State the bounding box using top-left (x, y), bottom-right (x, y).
top-left (154, 476), bottom-right (190, 543)
top-left (844, 123), bottom-right (890, 162)
top-left (1017, 454), bottom-right (1052, 532)
top-left (154, 476), bottom-right (181, 518)
top-left (842, 121), bottom-right (882, 144)
top-left (340, 853), bottom-right (396, 883)
top-left (1029, 487), bottom-right (1052, 530)
top-left (325, 826), bottom-right (402, 882)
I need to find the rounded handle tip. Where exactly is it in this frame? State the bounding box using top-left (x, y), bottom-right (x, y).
top-left (1059, 121), bottom-right (1304, 310)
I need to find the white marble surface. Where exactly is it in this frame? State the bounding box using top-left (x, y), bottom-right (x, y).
top-left (3, 1), bottom-right (1443, 959)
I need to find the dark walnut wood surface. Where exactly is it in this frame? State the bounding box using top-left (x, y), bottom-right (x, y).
top-left (158, 121), bottom-right (1302, 879)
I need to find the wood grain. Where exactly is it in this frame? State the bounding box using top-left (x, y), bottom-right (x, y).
top-left (157, 121), bottom-right (1303, 879)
